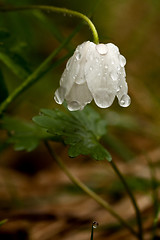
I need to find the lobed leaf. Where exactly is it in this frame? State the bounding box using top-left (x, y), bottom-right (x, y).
top-left (1, 116), bottom-right (52, 152)
top-left (33, 106), bottom-right (112, 161)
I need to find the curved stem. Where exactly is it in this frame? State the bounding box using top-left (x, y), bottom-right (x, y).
top-left (0, 24), bottom-right (81, 115)
top-left (45, 142), bottom-right (138, 238)
top-left (0, 5), bottom-right (99, 44)
top-left (110, 161), bottom-right (143, 240)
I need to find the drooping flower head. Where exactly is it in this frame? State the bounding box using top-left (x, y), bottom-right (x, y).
top-left (54, 41), bottom-right (131, 111)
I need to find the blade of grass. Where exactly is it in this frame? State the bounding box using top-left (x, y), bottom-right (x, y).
top-left (0, 51), bottom-right (29, 79)
top-left (0, 69), bottom-right (8, 103)
top-left (147, 158), bottom-right (160, 240)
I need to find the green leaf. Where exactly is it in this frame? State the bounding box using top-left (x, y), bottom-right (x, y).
top-left (33, 106), bottom-right (112, 161)
top-left (0, 69), bottom-right (8, 103)
top-left (1, 115), bottom-right (52, 152)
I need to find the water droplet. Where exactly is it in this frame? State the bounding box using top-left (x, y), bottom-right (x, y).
top-left (111, 61), bottom-right (115, 65)
top-left (105, 65), bottom-right (108, 69)
top-left (95, 58), bottom-right (99, 63)
top-left (54, 88), bottom-right (65, 104)
top-left (96, 44), bottom-right (108, 55)
top-left (117, 85), bottom-right (122, 92)
top-left (68, 101), bottom-right (81, 111)
top-left (92, 221), bottom-right (99, 229)
top-left (75, 51), bottom-right (81, 60)
top-left (66, 58), bottom-right (72, 70)
top-left (111, 72), bottom-right (118, 81)
top-left (90, 67), bottom-right (93, 71)
top-left (119, 94), bottom-right (131, 107)
top-left (119, 55), bottom-right (126, 67)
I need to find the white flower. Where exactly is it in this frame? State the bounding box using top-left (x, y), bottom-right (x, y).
top-left (54, 41), bottom-right (131, 111)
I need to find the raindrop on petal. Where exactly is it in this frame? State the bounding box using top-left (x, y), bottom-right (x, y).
top-left (75, 51), bottom-right (81, 60)
top-left (119, 55), bottom-right (126, 67)
top-left (116, 85), bottom-right (122, 92)
top-left (119, 94), bottom-right (131, 107)
top-left (66, 58), bottom-right (72, 70)
top-left (54, 87), bottom-right (65, 104)
top-left (111, 72), bottom-right (118, 81)
top-left (96, 44), bottom-right (108, 55)
top-left (68, 101), bottom-right (82, 111)
top-left (92, 221), bottom-right (99, 229)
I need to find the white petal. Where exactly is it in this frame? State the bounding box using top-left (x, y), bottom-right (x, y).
top-left (116, 68), bottom-right (128, 100)
top-left (66, 82), bottom-right (93, 111)
top-left (85, 43), bottom-right (118, 107)
top-left (93, 88), bottom-right (115, 108)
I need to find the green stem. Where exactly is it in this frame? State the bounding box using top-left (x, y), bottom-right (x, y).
top-left (110, 161), bottom-right (143, 240)
top-left (0, 25), bottom-right (81, 115)
top-left (90, 224), bottom-right (94, 240)
top-left (45, 142), bottom-right (138, 238)
top-left (0, 5), bottom-right (99, 44)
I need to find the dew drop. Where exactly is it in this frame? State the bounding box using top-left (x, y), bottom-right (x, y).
top-left (66, 58), bottom-right (72, 70)
top-left (90, 67), bottom-right (93, 71)
top-left (92, 221), bottom-right (99, 229)
top-left (96, 44), bottom-right (108, 55)
top-left (75, 51), bottom-right (81, 60)
top-left (68, 101), bottom-right (81, 111)
top-left (111, 61), bottom-right (115, 65)
top-left (119, 94), bottom-right (131, 107)
top-left (54, 88), bottom-right (65, 104)
top-left (119, 55), bottom-right (126, 67)
top-left (95, 58), bottom-right (99, 63)
top-left (111, 72), bottom-right (118, 81)
top-left (105, 65), bottom-right (108, 69)
top-left (117, 85), bottom-right (122, 92)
